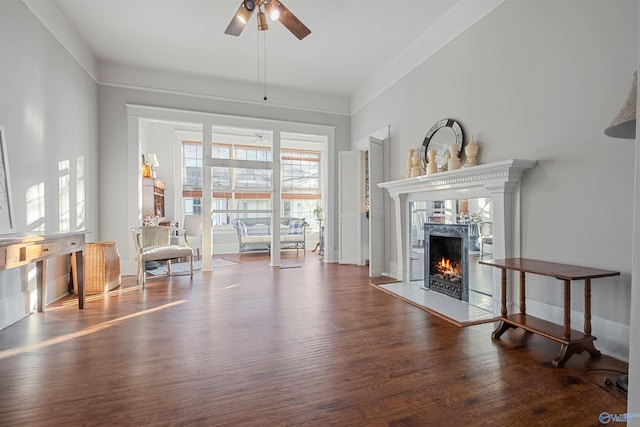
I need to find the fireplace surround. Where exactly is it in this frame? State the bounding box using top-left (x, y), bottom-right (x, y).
top-left (379, 159), bottom-right (536, 315)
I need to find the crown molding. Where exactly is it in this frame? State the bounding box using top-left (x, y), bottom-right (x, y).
top-left (21, 0), bottom-right (98, 82)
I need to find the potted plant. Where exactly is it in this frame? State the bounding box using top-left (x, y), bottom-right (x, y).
top-left (313, 205), bottom-right (324, 220)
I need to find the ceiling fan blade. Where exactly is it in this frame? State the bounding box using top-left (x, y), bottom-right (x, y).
top-left (267, 0), bottom-right (311, 40)
top-left (225, 2), bottom-right (255, 37)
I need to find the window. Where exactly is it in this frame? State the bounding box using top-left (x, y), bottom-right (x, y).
top-left (183, 142), bottom-right (203, 193)
top-left (282, 149), bottom-right (321, 220)
top-left (212, 145), bottom-right (231, 190)
top-left (184, 197), bottom-right (202, 216)
top-left (181, 142), bottom-right (321, 224)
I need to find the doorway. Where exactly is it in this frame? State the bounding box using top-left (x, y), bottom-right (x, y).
top-left (136, 115), bottom-right (332, 268)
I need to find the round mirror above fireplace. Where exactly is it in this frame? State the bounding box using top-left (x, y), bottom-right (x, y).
top-left (420, 119), bottom-right (464, 171)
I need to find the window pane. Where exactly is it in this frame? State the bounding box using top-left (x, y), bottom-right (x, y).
top-left (184, 198), bottom-right (202, 216)
top-left (212, 167), bottom-right (232, 189)
top-left (237, 199), bottom-right (272, 219)
top-left (183, 144), bottom-right (203, 191)
top-left (283, 199), bottom-right (318, 220)
top-left (212, 198), bottom-right (230, 225)
top-left (212, 144), bottom-right (231, 159)
top-left (236, 147), bottom-right (272, 162)
top-left (236, 168), bottom-right (272, 190)
top-left (282, 150), bottom-right (320, 193)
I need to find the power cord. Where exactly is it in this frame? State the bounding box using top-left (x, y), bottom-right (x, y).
top-left (586, 368), bottom-right (628, 395)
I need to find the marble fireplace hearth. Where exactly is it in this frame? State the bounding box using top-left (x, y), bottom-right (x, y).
top-left (378, 159), bottom-right (536, 320)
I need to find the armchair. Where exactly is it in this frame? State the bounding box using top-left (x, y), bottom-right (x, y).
top-left (131, 226), bottom-right (193, 286)
top-left (183, 215), bottom-right (202, 260)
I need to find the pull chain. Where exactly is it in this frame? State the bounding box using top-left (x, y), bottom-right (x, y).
top-left (263, 31), bottom-right (268, 101)
top-left (256, 29), bottom-right (268, 101)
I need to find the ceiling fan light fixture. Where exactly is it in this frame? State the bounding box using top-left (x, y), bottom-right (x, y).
top-left (264, 2), bottom-right (280, 21)
top-left (257, 9), bottom-right (269, 31)
top-left (236, 5), bottom-right (252, 24)
top-left (243, 0), bottom-right (255, 11)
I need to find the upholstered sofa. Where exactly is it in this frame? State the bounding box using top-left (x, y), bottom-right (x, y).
top-left (230, 217), bottom-right (309, 256)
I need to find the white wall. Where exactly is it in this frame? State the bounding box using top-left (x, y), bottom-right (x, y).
top-left (626, 4), bottom-right (640, 422)
top-left (0, 0), bottom-right (99, 328)
top-left (352, 0), bottom-right (638, 360)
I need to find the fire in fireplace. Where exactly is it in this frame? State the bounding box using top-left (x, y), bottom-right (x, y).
top-left (423, 223), bottom-right (469, 302)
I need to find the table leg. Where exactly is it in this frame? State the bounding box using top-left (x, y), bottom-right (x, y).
top-left (552, 344), bottom-right (571, 368)
top-left (492, 320), bottom-right (516, 339)
top-left (36, 260), bottom-right (46, 313)
top-left (500, 267), bottom-right (507, 317)
top-left (492, 267), bottom-right (514, 339)
top-left (73, 251), bottom-right (85, 310)
top-left (553, 340), bottom-right (601, 367)
top-left (563, 279), bottom-right (571, 340)
top-left (584, 278), bottom-right (592, 336)
top-left (520, 271), bottom-right (526, 314)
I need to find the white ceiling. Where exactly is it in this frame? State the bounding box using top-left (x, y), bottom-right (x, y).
top-left (52, 0), bottom-right (463, 98)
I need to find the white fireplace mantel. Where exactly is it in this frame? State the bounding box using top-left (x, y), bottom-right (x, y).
top-left (378, 159), bottom-right (536, 292)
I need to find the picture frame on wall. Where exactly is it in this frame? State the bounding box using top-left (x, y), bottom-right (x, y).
top-left (0, 126), bottom-right (15, 234)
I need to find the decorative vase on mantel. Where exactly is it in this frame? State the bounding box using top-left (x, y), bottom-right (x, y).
top-left (406, 148), bottom-right (415, 178)
top-left (410, 149), bottom-right (422, 177)
top-left (464, 135), bottom-right (479, 168)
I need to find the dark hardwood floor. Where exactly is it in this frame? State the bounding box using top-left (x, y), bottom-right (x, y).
top-left (0, 252), bottom-right (628, 426)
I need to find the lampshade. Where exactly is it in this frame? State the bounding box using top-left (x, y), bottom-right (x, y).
top-left (148, 153), bottom-right (159, 167)
top-left (604, 71), bottom-right (637, 139)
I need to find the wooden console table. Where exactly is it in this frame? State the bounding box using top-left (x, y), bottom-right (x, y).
top-left (0, 232), bottom-right (86, 312)
top-left (479, 258), bottom-right (619, 367)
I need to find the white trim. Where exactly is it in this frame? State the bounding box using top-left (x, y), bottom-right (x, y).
top-left (379, 159), bottom-right (536, 315)
top-left (525, 299), bottom-right (630, 363)
top-left (99, 60), bottom-right (351, 116)
top-left (206, 158), bottom-right (272, 170)
top-left (126, 104), bottom-right (336, 136)
top-left (351, 0), bottom-right (507, 114)
top-left (353, 125), bottom-right (390, 151)
top-left (125, 104), bottom-right (338, 266)
top-left (101, 81), bottom-right (351, 117)
top-left (379, 159), bottom-right (536, 200)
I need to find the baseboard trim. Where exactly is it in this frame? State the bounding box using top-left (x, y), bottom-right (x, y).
top-left (525, 299), bottom-right (629, 362)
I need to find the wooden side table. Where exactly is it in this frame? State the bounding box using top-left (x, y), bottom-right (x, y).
top-left (479, 258), bottom-right (619, 367)
top-left (0, 231), bottom-right (86, 311)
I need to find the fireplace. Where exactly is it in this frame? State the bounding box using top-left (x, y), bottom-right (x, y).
top-left (378, 159), bottom-right (536, 317)
top-left (423, 223), bottom-right (469, 302)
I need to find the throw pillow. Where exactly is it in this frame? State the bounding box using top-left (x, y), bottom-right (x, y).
top-left (288, 219), bottom-right (306, 235)
top-left (238, 221), bottom-right (248, 237)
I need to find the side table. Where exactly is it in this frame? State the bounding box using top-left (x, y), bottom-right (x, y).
top-left (479, 258), bottom-right (619, 367)
top-left (312, 219), bottom-right (324, 256)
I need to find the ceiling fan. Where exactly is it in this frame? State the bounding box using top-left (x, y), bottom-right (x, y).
top-left (225, 0), bottom-right (311, 40)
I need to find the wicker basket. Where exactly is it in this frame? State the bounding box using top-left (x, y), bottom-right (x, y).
top-left (82, 241), bottom-right (121, 294)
